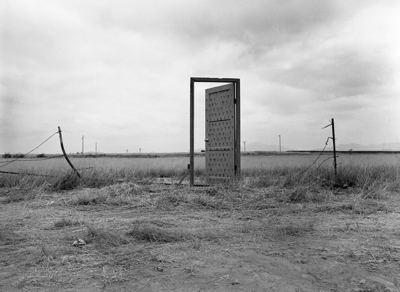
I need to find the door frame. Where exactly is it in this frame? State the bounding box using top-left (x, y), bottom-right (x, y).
top-left (190, 77), bottom-right (240, 186)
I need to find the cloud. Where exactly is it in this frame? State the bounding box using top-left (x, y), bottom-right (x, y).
top-left (271, 46), bottom-right (394, 98)
top-left (1, 0), bottom-right (400, 153)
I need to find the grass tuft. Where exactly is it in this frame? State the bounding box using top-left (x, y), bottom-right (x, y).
top-left (73, 193), bottom-right (107, 205)
top-left (84, 225), bottom-right (129, 248)
top-left (2, 188), bottom-right (37, 203)
top-left (51, 172), bottom-right (80, 191)
top-left (53, 218), bottom-right (82, 229)
top-left (0, 226), bottom-right (26, 245)
top-left (126, 223), bottom-right (189, 243)
top-left (68, 183), bottom-right (143, 206)
top-left (156, 192), bottom-right (188, 209)
top-left (355, 200), bottom-right (390, 215)
top-left (276, 220), bottom-right (316, 236)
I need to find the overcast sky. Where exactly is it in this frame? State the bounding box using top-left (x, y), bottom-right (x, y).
top-left (1, 0), bottom-right (399, 154)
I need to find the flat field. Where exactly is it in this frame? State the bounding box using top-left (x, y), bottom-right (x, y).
top-left (1, 153), bottom-right (400, 291)
top-left (1, 152), bottom-right (399, 174)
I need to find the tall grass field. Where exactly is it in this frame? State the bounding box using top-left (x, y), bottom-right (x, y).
top-left (1, 152), bottom-right (399, 191)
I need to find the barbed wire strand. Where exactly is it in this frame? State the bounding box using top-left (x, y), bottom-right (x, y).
top-left (0, 131), bottom-right (59, 168)
top-left (315, 156), bottom-right (334, 171)
top-left (297, 137), bottom-right (331, 179)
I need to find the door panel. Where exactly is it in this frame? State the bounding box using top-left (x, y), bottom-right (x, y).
top-left (205, 84), bottom-right (235, 184)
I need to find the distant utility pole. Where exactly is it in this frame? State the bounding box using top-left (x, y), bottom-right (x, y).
top-left (243, 141), bottom-right (246, 152)
top-left (95, 142), bottom-right (97, 156)
top-left (279, 135), bottom-right (281, 153)
top-left (82, 136), bottom-right (84, 155)
top-left (139, 148), bottom-right (141, 153)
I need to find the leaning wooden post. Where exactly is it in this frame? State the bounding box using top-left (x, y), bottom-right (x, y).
top-left (331, 118), bottom-right (337, 177)
top-left (58, 126), bottom-right (81, 178)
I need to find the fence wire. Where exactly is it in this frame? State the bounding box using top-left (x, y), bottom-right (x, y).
top-left (0, 131), bottom-right (60, 168)
top-left (297, 137), bottom-right (331, 178)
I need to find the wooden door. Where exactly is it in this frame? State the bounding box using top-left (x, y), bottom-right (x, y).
top-left (205, 84), bottom-right (235, 184)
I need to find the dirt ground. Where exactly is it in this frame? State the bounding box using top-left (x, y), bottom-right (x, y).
top-left (1, 181), bottom-right (399, 291)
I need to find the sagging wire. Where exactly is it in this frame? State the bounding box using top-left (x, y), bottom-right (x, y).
top-left (297, 119), bottom-right (338, 181)
top-left (297, 137), bottom-right (331, 179)
top-left (0, 131), bottom-right (59, 168)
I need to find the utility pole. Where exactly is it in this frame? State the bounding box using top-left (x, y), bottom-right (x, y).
top-left (82, 136), bottom-right (84, 155)
top-left (95, 142), bottom-right (97, 156)
top-left (243, 141), bottom-right (246, 152)
top-left (279, 135), bottom-right (281, 153)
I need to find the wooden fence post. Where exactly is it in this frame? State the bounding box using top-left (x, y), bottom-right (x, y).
top-left (331, 118), bottom-right (337, 177)
top-left (58, 126), bottom-right (81, 178)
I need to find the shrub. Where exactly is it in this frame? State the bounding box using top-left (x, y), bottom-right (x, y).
top-left (2, 153), bottom-right (11, 158)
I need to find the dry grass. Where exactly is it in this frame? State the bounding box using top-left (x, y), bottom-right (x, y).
top-left (127, 223), bottom-right (190, 243)
top-left (52, 218), bottom-right (83, 229)
top-left (83, 225), bottom-right (130, 248)
top-left (1, 158), bottom-right (400, 291)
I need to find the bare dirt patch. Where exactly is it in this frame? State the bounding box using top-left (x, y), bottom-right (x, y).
top-left (1, 182), bottom-right (399, 291)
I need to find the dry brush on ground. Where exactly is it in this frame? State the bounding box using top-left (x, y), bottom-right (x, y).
top-left (0, 163), bottom-right (400, 291)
